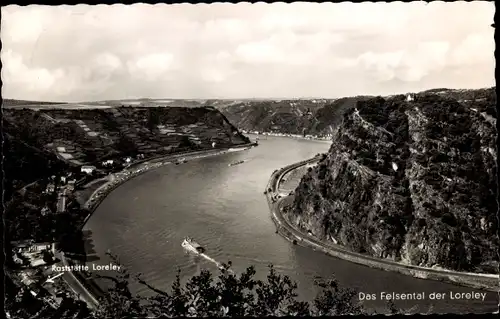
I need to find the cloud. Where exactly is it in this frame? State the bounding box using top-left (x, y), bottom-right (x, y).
top-left (358, 41), bottom-right (452, 82)
top-left (126, 53), bottom-right (176, 81)
top-left (1, 2), bottom-right (495, 101)
top-left (450, 33), bottom-right (495, 66)
top-left (357, 51), bottom-right (405, 82)
top-left (2, 49), bottom-right (63, 95)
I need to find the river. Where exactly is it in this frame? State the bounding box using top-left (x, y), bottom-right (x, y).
top-left (84, 135), bottom-right (497, 314)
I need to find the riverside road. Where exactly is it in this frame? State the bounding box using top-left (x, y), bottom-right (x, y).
top-left (53, 250), bottom-right (100, 310)
top-left (266, 157), bottom-right (499, 292)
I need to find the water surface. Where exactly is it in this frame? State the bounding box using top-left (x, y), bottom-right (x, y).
top-left (85, 135), bottom-right (497, 314)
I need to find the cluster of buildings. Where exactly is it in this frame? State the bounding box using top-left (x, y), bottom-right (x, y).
top-left (240, 130), bottom-right (332, 141)
top-left (81, 165), bottom-right (97, 175)
top-left (9, 240), bottom-right (65, 308)
top-left (45, 174), bottom-right (77, 194)
top-left (11, 240), bottom-right (54, 268)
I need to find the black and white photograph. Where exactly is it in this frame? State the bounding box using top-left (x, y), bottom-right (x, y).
top-left (2, 1), bottom-right (498, 317)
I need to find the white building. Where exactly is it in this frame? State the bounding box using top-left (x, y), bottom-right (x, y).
top-left (81, 165), bottom-right (96, 174)
top-left (392, 162), bottom-right (399, 172)
top-left (28, 242), bottom-right (53, 252)
top-left (46, 184), bottom-right (55, 193)
top-left (406, 94), bottom-right (414, 102)
top-left (67, 179), bottom-right (76, 191)
top-left (102, 159), bottom-right (114, 166)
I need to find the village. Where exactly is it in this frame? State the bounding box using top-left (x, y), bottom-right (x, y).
top-left (5, 152), bottom-right (161, 311)
top-left (240, 129), bottom-right (334, 141)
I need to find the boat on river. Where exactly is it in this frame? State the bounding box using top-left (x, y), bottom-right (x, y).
top-left (181, 237), bottom-right (205, 254)
top-left (228, 160), bottom-right (246, 167)
top-left (176, 157), bottom-right (187, 164)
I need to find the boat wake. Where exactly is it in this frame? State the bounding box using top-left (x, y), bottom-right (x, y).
top-left (182, 237), bottom-right (234, 275)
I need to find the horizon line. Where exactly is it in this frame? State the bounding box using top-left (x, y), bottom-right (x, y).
top-left (2, 85), bottom-right (495, 105)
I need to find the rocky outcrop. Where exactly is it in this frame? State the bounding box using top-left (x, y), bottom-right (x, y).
top-left (290, 88), bottom-right (498, 274)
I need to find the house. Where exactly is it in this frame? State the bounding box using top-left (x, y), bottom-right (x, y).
top-left (406, 94), bottom-right (414, 102)
top-left (43, 296), bottom-right (60, 309)
top-left (60, 176), bottom-right (66, 184)
top-left (13, 253), bottom-right (23, 265)
top-left (67, 179), bottom-right (76, 191)
top-left (30, 258), bottom-right (47, 267)
top-left (27, 283), bottom-right (47, 298)
top-left (21, 273), bottom-right (36, 286)
top-left (102, 159), bottom-right (114, 166)
top-left (124, 157), bottom-right (132, 164)
top-left (28, 242), bottom-right (53, 253)
top-left (11, 240), bottom-right (35, 251)
top-left (81, 165), bottom-right (96, 174)
top-left (41, 206), bottom-right (51, 216)
top-left (46, 184), bottom-right (55, 193)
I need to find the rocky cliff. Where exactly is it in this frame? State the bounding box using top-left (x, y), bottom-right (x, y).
top-left (289, 88), bottom-right (498, 274)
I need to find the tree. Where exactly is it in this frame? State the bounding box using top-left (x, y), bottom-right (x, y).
top-left (93, 252), bottom-right (369, 318)
top-left (147, 109), bottom-right (161, 131)
top-left (312, 277), bottom-right (362, 315)
top-left (42, 249), bottom-right (53, 264)
top-left (10, 250), bottom-right (412, 318)
top-left (116, 134), bottom-right (138, 155)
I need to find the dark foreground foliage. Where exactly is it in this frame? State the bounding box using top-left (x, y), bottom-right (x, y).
top-left (94, 253), bottom-right (365, 318)
top-left (8, 251), bottom-right (418, 318)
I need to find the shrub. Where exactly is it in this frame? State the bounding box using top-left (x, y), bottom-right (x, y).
top-left (417, 218), bottom-right (427, 228)
top-left (441, 213), bottom-right (457, 227)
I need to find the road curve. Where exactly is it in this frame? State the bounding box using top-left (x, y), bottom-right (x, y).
top-left (266, 156), bottom-right (499, 292)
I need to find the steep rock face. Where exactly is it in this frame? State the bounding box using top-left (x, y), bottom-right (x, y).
top-left (290, 90), bottom-right (498, 273)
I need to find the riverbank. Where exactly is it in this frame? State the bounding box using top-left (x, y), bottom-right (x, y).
top-left (82, 143), bottom-right (255, 222)
top-left (243, 130), bottom-right (332, 142)
top-left (71, 143), bottom-right (256, 305)
top-left (266, 158), bottom-right (499, 292)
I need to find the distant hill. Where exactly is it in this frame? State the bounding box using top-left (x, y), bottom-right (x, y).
top-left (2, 99), bottom-right (67, 107)
top-left (218, 88), bottom-right (497, 137)
top-left (420, 87), bottom-right (496, 103)
top-left (219, 97), bottom-right (374, 137)
top-left (3, 106), bottom-right (250, 200)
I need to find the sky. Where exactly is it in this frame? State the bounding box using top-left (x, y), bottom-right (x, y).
top-left (1, 2), bottom-right (495, 102)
